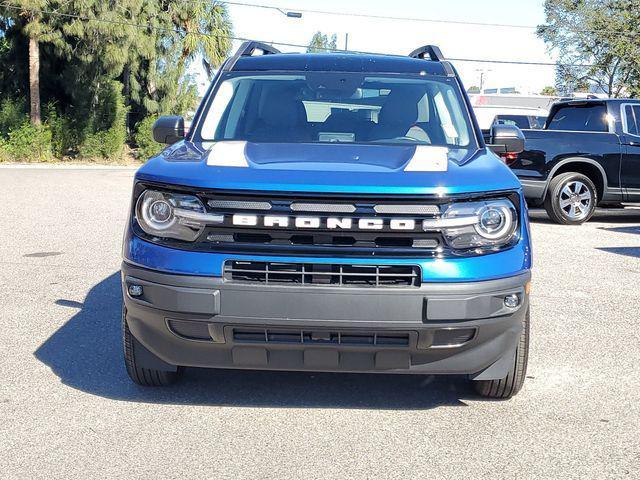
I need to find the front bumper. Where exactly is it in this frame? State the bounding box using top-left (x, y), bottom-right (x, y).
top-left (519, 178), bottom-right (547, 201)
top-left (122, 262), bottom-right (531, 379)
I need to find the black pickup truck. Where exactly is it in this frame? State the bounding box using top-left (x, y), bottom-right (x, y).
top-left (510, 99), bottom-right (640, 224)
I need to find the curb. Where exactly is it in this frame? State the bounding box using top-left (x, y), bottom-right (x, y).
top-left (0, 163), bottom-right (139, 170)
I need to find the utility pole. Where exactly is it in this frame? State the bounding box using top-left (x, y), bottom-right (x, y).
top-left (345, 33), bottom-right (349, 51)
top-left (475, 68), bottom-right (493, 92)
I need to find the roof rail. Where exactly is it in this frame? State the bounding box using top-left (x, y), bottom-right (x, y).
top-left (224, 41), bottom-right (281, 72)
top-left (408, 45), bottom-right (445, 62)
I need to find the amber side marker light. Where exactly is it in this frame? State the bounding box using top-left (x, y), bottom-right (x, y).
top-left (499, 152), bottom-right (519, 166)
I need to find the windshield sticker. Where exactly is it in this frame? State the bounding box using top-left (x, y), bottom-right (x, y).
top-left (206, 141), bottom-right (249, 167)
top-left (404, 146), bottom-right (449, 172)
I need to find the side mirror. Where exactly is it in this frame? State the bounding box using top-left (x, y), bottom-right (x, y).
top-left (152, 116), bottom-right (185, 144)
top-left (487, 124), bottom-right (525, 155)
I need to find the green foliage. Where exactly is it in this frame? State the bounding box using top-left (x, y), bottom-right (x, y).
top-left (0, 99), bottom-right (74, 161)
top-left (467, 86), bottom-right (481, 94)
top-left (539, 0), bottom-right (640, 97)
top-left (166, 1), bottom-right (234, 77)
top-left (78, 81), bottom-right (128, 159)
top-left (307, 32), bottom-right (338, 53)
top-left (0, 0), bottom-right (234, 162)
top-left (0, 35), bottom-right (9, 56)
top-left (44, 103), bottom-right (77, 157)
top-left (0, 121), bottom-right (52, 162)
top-left (134, 116), bottom-right (162, 160)
top-left (142, 67), bottom-right (200, 117)
top-left (540, 86), bottom-right (558, 96)
top-left (0, 98), bottom-right (28, 138)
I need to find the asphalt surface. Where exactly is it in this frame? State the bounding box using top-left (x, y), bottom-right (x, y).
top-left (1, 166), bottom-right (639, 479)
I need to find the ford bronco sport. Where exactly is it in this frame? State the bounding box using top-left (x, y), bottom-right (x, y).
top-left (122, 42), bottom-right (532, 399)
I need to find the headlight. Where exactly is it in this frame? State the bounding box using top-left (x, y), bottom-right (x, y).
top-left (423, 198), bottom-right (518, 250)
top-left (135, 189), bottom-right (223, 241)
top-left (476, 203), bottom-right (514, 240)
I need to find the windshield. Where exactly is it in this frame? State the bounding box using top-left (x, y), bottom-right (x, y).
top-left (199, 73), bottom-right (474, 148)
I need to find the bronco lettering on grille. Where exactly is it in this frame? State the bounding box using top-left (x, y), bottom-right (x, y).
top-left (231, 214), bottom-right (420, 231)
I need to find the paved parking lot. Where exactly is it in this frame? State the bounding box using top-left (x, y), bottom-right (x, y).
top-left (1, 166), bottom-right (639, 479)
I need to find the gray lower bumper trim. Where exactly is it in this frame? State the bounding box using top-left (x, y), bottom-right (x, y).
top-left (121, 262), bottom-right (530, 378)
top-left (123, 263), bottom-right (530, 323)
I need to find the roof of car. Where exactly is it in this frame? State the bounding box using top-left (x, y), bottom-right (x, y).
top-left (554, 98), bottom-right (639, 106)
top-left (232, 52), bottom-right (454, 76)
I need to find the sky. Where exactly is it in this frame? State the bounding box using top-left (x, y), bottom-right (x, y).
top-left (194, 0), bottom-right (556, 95)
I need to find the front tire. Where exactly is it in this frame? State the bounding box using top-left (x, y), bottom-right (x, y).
top-left (122, 306), bottom-right (181, 386)
top-left (543, 172), bottom-right (597, 225)
top-left (473, 307), bottom-right (530, 399)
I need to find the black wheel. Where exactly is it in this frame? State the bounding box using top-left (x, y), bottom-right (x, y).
top-left (122, 306), bottom-right (181, 386)
top-left (473, 307), bottom-right (530, 399)
top-left (543, 172), bottom-right (597, 225)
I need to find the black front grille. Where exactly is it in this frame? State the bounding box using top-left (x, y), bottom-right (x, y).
top-left (233, 328), bottom-right (411, 347)
top-left (199, 192), bottom-right (444, 256)
top-left (134, 184), bottom-right (522, 258)
top-left (224, 261), bottom-right (421, 287)
top-left (208, 231), bottom-right (439, 250)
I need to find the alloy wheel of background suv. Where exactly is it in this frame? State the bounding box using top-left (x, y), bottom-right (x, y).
top-left (544, 172), bottom-right (597, 225)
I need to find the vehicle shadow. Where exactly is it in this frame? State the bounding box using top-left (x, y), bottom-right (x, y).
top-left (598, 225), bottom-right (640, 235)
top-left (528, 207), bottom-right (640, 224)
top-left (596, 247), bottom-right (640, 259)
top-left (35, 272), bottom-right (474, 410)
top-left (526, 209), bottom-right (556, 224)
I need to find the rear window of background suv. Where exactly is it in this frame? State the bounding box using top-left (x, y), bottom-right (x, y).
top-left (546, 104), bottom-right (608, 133)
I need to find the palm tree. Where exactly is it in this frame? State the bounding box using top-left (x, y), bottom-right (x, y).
top-left (7, 1), bottom-right (60, 125)
top-left (11, 2), bottom-right (45, 125)
top-left (168, 0), bottom-right (233, 78)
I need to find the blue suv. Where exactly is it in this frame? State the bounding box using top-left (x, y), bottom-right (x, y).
top-left (122, 42), bottom-right (532, 398)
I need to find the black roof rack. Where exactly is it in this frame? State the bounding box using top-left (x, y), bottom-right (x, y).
top-left (224, 41), bottom-right (281, 72)
top-left (408, 45), bottom-right (445, 62)
top-left (220, 41), bottom-right (454, 76)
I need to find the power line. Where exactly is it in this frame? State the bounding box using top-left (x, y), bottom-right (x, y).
top-left (2, 0), bottom-right (633, 42)
top-left (221, 0), bottom-right (538, 30)
top-left (450, 57), bottom-right (581, 67)
top-left (0, 2), bottom-right (593, 67)
top-left (219, 0), bottom-right (640, 42)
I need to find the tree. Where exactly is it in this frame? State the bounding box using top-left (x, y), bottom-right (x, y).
top-left (0, 1), bottom-right (233, 132)
top-left (538, 0), bottom-right (640, 98)
top-left (135, 0), bottom-right (232, 120)
top-left (1, 1), bottom-right (63, 125)
top-left (540, 86), bottom-right (558, 96)
top-left (307, 31), bottom-right (337, 53)
top-left (467, 86), bottom-right (481, 94)
top-left (166, 0), bottom-right (233, 78)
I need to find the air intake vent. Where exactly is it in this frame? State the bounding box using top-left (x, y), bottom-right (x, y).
top-left (167, 319), bottom-right (211, 340)
top-left (232, 328), bottom-right (410, 347)
top-left (290, 202), bottom-right (357, 213)
top-left (224, 261), bottom-right (421, 287)
top-left (432, 328), bottom-right (476, 347)
top-left (207, 200), bottom-right (271, 210)
top-left (373, 204), bottom-right (440, 215)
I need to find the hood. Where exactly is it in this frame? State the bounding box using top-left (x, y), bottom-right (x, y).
top-left (135, 141), bottom-right (521, 195)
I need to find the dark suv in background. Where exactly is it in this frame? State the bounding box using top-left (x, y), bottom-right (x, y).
top-left (511, 99), bottom-right (640, 224)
